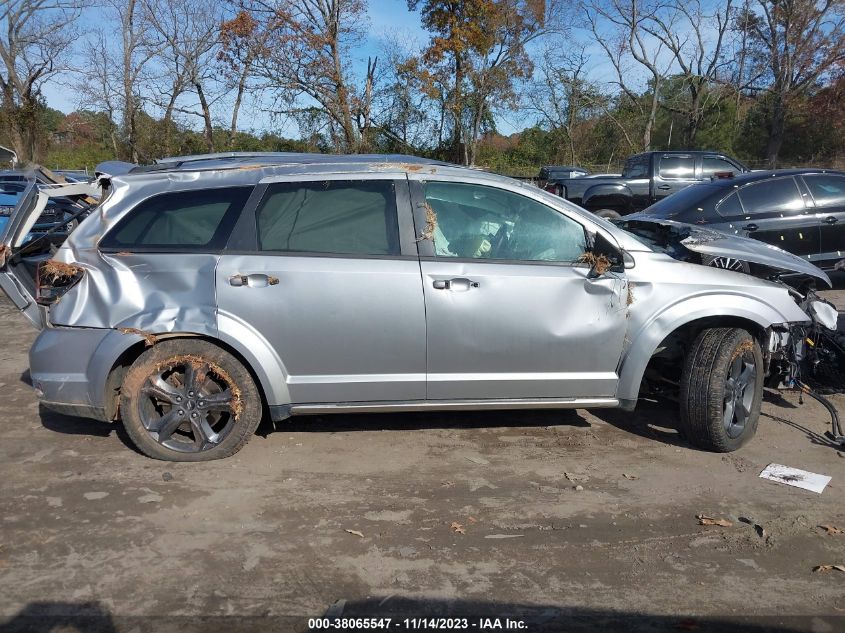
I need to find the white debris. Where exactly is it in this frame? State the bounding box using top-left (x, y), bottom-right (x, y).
top-left (759, 463), bottom-right (831, 494)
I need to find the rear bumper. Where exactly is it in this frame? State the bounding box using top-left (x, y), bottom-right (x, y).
top-left (29, 326), bottom-right (114, 422)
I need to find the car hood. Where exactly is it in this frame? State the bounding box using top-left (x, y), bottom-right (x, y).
top-left (619, 217), bottom-right (831, 287)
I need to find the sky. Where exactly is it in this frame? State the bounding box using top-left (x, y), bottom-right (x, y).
top-left (35, 0), bottom-right (646, 139)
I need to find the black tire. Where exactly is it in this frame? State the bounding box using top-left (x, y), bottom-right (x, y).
top-left (679, 328), bottom-right (764, 452)
top-left (702, 255), bottom-right (750, 274)
top-left (595, 209), bottom-right (622, 219)
top-left (120, 339), bottom-right (263, 461)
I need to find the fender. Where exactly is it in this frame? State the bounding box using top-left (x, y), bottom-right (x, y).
top-left (582, 183), bottom-right (633, 212)
top-left (616, 291), bottom-right (808, 402)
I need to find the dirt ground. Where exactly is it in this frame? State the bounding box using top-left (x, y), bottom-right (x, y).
top-left (1, 280), bottom-right (844, 633)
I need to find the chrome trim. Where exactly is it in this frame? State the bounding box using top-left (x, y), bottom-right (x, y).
top-left (290, 397), bottom-right (619, 415)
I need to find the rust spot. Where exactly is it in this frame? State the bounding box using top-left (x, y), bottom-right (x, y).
top-left (40, 260), bottom-right (83, 283)
top-left (118, 327), bottom-right (159, 347)
top-left (626, 282), bottom-right (635, 307)
top-left (405, 164), bottom-right (424, 172)
top-left (578, 252), bottom-right (612, 275)
top-left (416, 202), bottom-right (437, 242)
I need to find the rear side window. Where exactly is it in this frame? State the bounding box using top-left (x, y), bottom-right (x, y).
top-left (803, 174), bottom-right (845, 207)
top-left (658, 156), bottom-right (695, 180)
top-left (623, 156), bottom-right (649, 179)
top-left (256, 180), bottom-right (399, 256)
top-left (737, 178), bottom-right (804, 215)
top-left (101, 187), bottom-right (251, 251)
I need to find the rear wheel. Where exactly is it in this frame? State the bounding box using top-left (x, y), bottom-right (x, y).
top-left (120, 339), bottom-right (263, 461)
top-left (595, 209), bottom-right (622, 219)
top-left (679, 328), bottom-right (763, 452)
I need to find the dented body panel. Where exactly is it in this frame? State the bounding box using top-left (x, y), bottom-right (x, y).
top-left (0, 153), bottom-right (831, 425)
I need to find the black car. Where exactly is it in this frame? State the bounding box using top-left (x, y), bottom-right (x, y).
top-left (538, 165), bottom-right (590, 193)
top-left (625, 169), bottom-right (845, 271)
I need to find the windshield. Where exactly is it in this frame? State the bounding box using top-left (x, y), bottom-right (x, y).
top-left (640, 183), bottom-right (723, 218)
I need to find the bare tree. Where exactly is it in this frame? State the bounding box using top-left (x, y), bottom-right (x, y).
top-left (144, 0), bottom-right (224, 153)
top-left (78, 0), bottom-right (159, 162)
top-left (0, 0), bottom-right (82, 162)
top-left (643, 0), bottom-right (735, 146)
top-left (585, 0), bottom-right (672, 151)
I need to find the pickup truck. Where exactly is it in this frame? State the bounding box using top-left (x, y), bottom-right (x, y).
top-left (552, 151), bottom-right (748, 218)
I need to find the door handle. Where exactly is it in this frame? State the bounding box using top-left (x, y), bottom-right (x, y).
top-left (824, 216), bottom-right (838, 224)
top-left (744, 223), bottom-right (759, 232)
top-left (657, 185), bottom-right (671, 190)
top-left (228, 273), bottom-right (279, 288)
top-left (433, 278), bottom-right (479, 291)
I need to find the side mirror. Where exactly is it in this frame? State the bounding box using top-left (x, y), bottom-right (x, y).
top-left (585, 232), bottom-right (624, 278)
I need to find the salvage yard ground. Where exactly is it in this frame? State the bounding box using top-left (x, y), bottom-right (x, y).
top-left (1, 280), bottom-right (844, 632)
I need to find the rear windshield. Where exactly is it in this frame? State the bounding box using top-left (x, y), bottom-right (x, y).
top-left (641, 183), bottom-right (723, 218)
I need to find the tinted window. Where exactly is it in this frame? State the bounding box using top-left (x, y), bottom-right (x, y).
top-left (803, 174), bottom-right (845, 207)
top-left (623, 156), bottom-right (649, 179)
top-left (737, 178), bottom-right (804, 215)
top-left (641, 183), bottom-right (722, 219)
top-left (715, 191), bottom-right (743, 217)
top-left (702, 157), bottom-right (738, 177)
top-left (423, 182), bottom-right (586, 262)
top-left (257, 180), bottom-right (399, 255)
top-left (101, 187), bottom-right (251, 250)
top-left (658, 156), bottom-right (695, 180)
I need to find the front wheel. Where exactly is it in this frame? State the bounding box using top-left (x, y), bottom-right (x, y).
top-left (120, 339), bottom-right (263, 461)
top-left (679, 328), bottom-right (764, 452)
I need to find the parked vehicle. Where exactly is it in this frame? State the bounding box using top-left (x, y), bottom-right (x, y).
top-left (538, 165), bottom-right (590, 193)
top-left (0, 153), bottom-right (835, 461)
top-left (554, 151), bottom-right (748, 219)
top-left (623, 169), bottom-right (845, 272)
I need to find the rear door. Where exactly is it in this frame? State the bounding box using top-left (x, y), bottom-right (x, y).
top-left (652, 154), bottom-right (697, 201)
top-left (0, 180), bottom-right (97, 328)
top-left (801, 173), bottom-right (845, 264)
top-left (216, 173), bottom-right (427, 404)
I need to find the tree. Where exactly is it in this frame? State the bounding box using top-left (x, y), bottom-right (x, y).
top-left (643, 0), bottom-right (735, 146)
top-left (408, 0), bottom-right (560, 165)
top-left (584, 0), bottom-right (671, 151)
top-left (0, 0), bottom-right (82, 162)
top-left (742, 0), bottom-right (845, 165)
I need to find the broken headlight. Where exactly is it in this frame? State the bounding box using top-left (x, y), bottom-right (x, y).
top-left (809, 300), bottom-right (839, 331)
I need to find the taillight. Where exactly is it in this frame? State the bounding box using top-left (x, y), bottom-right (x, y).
top-left (544, 184), bottom-right (556, 192)
top-left (35, 260), bottom-right (84, 305)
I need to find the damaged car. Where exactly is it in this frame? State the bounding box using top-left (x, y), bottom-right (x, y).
top-left (0, 152), bottom-right (839, 461)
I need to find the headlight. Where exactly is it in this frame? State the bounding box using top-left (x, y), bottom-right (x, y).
top-left (809, 300), bottom-right (839, 331)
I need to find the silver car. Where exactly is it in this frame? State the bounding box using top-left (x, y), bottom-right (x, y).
top-left (0, 153), bottom-right (837, 461)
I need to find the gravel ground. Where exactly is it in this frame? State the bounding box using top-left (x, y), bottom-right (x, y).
top-left (0, 282), bottom-right (843, 633)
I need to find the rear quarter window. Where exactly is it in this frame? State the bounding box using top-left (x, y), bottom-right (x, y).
top-left (100, 187), bottom-right (252, 251)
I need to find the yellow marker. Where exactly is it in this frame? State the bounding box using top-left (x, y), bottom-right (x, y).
top-left (806, 338), bottom-right (815, 347)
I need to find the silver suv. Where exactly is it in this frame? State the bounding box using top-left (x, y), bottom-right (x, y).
top-left (0, 154), bottom-right (836, 461)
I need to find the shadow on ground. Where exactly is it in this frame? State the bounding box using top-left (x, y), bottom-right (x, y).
top-left (0, 599), bottom-right (836, 633)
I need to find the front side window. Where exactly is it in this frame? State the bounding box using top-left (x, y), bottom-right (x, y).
top-left (101, 187), bottom-right (251, 250)
top-left (256, 180), bottom-right (400, 255)
top-left (702, 157), bottom-right (738, 177)
top-left (803, 174), bottom-right (845, 208)
top-left (423, 181), bottom-right (586, 262)
top-left (737, 178), bottom-right (804, 215)
top-left (658, 156), bottom-right (695, 180)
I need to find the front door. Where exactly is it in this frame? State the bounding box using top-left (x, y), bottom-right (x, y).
top-left (411, 178), bottom-right (629, 401)
top-left (734, 176), bottom-right (821, 258)
top-left (216, 174), bottom-right (427, 404)
top-left (652, 154), bottom-right (698, 202)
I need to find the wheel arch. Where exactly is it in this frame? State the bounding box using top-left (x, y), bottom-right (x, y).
top-left (96, 329), bottom-right (289, 422)
top-left (617, 303), bottom-right (776, 402)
